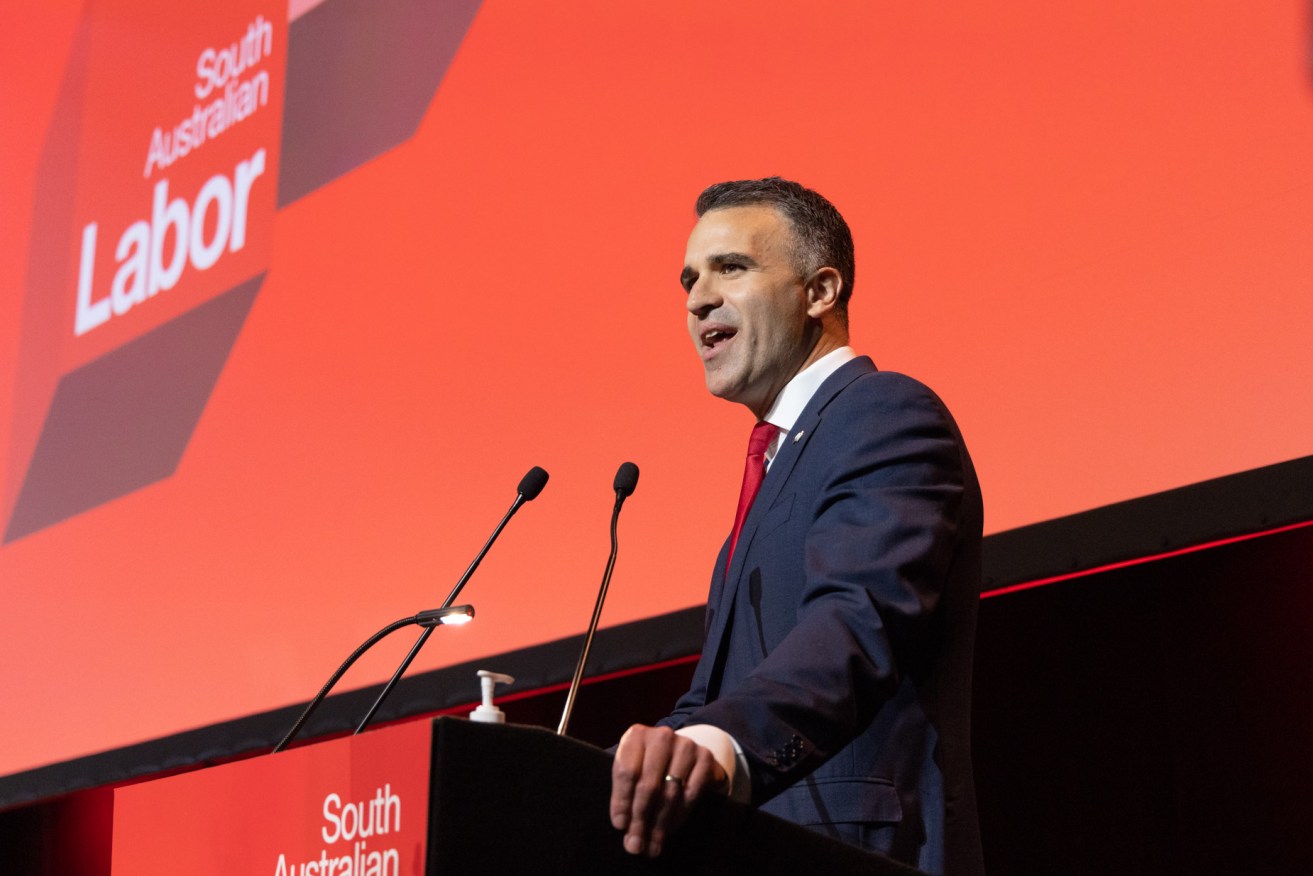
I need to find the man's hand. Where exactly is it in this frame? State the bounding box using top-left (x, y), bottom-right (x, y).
top-left (610, 724), bottom-right (729, 857)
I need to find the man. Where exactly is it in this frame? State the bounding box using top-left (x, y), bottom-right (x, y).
top-left (610, 178), bottom-right (984, 875)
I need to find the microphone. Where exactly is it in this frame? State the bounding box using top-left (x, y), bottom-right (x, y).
top-left (354, 466), bottom-right (550, 736)
top-left (557, 462), bottom-right (640, 736)
top-left (613, 461), bottom-right (639, 500)
top-left (519, 465), bottom-right (550, 502)
top-left (272, 467), bottom-right (549, 752)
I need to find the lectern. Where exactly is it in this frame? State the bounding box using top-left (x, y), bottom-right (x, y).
top-left (112, 717), bottom-right (923, 875)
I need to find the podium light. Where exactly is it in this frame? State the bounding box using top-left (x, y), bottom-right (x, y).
top-left (416, 605), bottom-right (475, 627)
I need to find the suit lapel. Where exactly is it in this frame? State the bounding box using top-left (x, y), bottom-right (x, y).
top-left (700, 357), bottom-right (877, 682)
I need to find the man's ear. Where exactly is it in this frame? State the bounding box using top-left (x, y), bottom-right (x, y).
top-left (805, 267), bottom-right (843, 318)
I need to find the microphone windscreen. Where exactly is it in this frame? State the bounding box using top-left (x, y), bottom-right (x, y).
top-left (518, 466), bottom-right (550, 501)
top-left (613, 462), bottom-right (640, 498)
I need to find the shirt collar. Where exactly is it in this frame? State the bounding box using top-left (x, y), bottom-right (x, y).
top-left (761, 346), bottom-right (856, 460)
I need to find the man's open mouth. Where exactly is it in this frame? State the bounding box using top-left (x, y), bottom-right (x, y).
top-left (701, 327), bottom-right (737, 348)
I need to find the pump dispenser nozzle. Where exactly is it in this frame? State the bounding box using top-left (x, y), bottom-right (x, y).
top-left (470, 670), bottom-right (515, 723)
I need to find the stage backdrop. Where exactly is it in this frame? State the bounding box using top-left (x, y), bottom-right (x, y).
top-left (2, 0), bottom-right (1311, 783)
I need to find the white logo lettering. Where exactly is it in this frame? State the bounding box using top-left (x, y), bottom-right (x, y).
top-left (73, 147), bottom-right (266, 337)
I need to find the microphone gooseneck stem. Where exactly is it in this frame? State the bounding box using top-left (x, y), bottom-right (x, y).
top-left (354, 625), bottom-right (434, 735)
top-left (355, 493), bottom-right (527, 736)
top-left (438, 493), bottom-right (525, 610)
top-left (557, 495), bottom-right (624, 736)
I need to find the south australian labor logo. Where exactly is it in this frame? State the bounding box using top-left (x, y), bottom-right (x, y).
top-left (4, 0), bottom-right (484, 543)
top-left (4, 0), bottom-right (285, 543)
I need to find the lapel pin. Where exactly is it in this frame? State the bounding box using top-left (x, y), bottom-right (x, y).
top-left (793, 430), bottom-right (805, 443)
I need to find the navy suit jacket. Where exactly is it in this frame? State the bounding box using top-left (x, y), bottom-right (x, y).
top-left (658, 357), bottom-right (984, 876)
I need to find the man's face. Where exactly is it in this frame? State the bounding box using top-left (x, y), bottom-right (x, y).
top-left (682, 205), bottom-right (814, 418)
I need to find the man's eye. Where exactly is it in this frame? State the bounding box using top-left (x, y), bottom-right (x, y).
top-left (720, 263), bottom-right (743, 274)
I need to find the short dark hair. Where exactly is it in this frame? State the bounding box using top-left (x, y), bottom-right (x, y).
top-left (695, 177), bottom-right (855, 319)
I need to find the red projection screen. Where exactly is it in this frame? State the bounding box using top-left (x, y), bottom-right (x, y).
top-left (2, 0), bottom-right (1312, 798)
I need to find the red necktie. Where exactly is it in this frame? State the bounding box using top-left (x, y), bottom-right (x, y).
top-left (726, 421), bottom-right (778, 573)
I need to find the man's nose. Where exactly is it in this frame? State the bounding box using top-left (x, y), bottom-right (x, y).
top-left (686, 277), bottom-right (719, 316)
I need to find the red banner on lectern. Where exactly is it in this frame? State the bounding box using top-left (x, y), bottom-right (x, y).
top-left (111, 720), bottom-right (432, 874)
